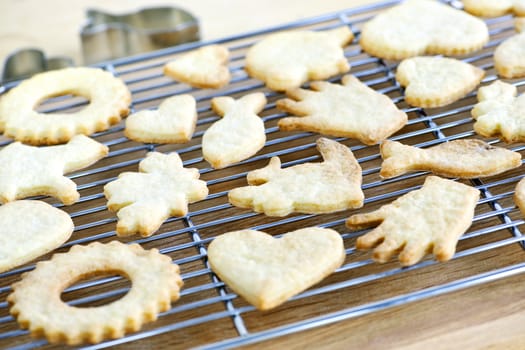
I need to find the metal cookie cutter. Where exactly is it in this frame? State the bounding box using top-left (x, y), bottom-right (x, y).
top-left (80, 6), bottom-right (200, 64)
top-left (2, 48), bottom-right (74, 82)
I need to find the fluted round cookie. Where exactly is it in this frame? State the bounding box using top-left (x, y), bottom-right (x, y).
top-left (0, 67), bottom-right (131, 145)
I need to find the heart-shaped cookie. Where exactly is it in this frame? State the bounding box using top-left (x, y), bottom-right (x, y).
top-left (0, 200), bottom-right (73, 273)
top-left (360, 0), bottom-right (489, 60)
top-left (163, 45), bottom-right (230, 89)
top-left (207, 227), bottom-right (345, 310)
top-left (124, 95), bottom-right (197, 144)
top-left (396, 56), bottom-right (485, 108)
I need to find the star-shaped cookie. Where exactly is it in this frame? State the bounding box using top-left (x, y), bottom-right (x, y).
top-left (0, 135), bottom-right (108, 204)
top-left (104, 152), bottom-right (208, 237)
top-left (125, 95), bottom-right (197, 144)
top-left (163, 45), bottom-right (230, 89)
top-left (471, 80), bottom-right (525, 143)
top-left (228, 138), bottom-right (364, 216)
top-left (360, 0), bottom-right (489, 60)
top-left (277, 75), bottom-right (407, 145)
top-left (396, 56), bottom-right (485, 108)
top-left (202, 93), bottom-right (267, 169)
top-left (346, 176), bottom-right (480, 266)
top-left (245, 26), bottom-right (354, 91)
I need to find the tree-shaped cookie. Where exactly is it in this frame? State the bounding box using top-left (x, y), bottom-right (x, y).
top-left (245, 27), bottom-right (354, 91)
top-left (277, 75), bottom-right (407, 145)
top-left (228, 138), bottom-right (364, 216)
top-left (463, 0), bottom-right (525, 17)
top-left (471, 80), bottom-right (525, 143)
top-left (124, 95), bottom-right (197, 144)
top-left (494, 19), bottom-right (525, 79)
top-left (104, 152), bottom-right (208, 237)
top-left (396, 56), bottom-right (485, 108)
top-left (0, 134), bottom-right (108, 204)
top-left (346, 176), bottom-right (479, 266)
top-left (163, 45), bottom-right (230, 89)
top-left (202, 93), bottom-right (267, 169)
top-left (360, 0), bottom-right (489, 60)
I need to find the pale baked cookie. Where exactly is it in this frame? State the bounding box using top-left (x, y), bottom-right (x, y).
top-left (380, 139), bottom-right (522, 179)
top-left (514, 177), bottom-right (525, 217)
top-left (517, 17), bottom-right (525, 32)
top-left (104, 152), bottom-right (208, 237)
top-left (124, 95), bottom-right (197, 144)
top-left (8, 241), bottom-right (183, 345)
top-left (346, 176), bottom-right (480, 266)
top-left (245, 27), bottom-right (354, 91)
top-left (463, 0), bottom-right (525, 17)
top-left (207, 227), bottom-right (345, 310)
top-left (228, 138), bottom-right (363, 216)
top-left (163, 45), bottom-right (231, 89)
top-left (471, 80), bottom-right (525, 143)
top-left (277, 75), bottom-right (407, 145)
top-left (0, 200), bottom-right (73, 273)
top-left (494, 19), bottom-right (525, 79)
top-left (396, 56), bottom-right (485, 108)
top-left (0, 67), bottom-right (130, 145)
top-left (202, 93), bottom-right (267, 169)
top-left (0, 135), bottom-right (108, 205)
top-left (360, 0), bottom-right (489, 60)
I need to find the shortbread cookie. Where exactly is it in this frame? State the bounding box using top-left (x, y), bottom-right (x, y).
top-left (163, 45), bottom-right (230, 89)
top-left (514, 177), bottom-right (525, 217)
top-left (360, 0), bottom-right (489, 60)
top-left (494, 20), bottom-right (525, 79)
top-left (0, 200), bottom-right (73, 273)
top-left (0, 67), bottom-right (130, 145)
top-left (463, 0), bottom-right (525, 17)
top-left (0, 135), bottom-right (108, 205)
top-left (346, 176), bottom-right (479, 266)
top-left (104, 152), bottom-right (208, 237)
top-left (380, 139), bottom-right (522, 179)
top-left (245, 27), bottom-right (354, 91)
top-left (125, 95), bottom-right (197, 144)
top-left (277, 75), bottom-right (407, 145)
top-left (8, 241), bottom-right (182, 345)
top-left (228, 138), bottom-right (363, 216)
top-left (202, 93), bottom-right (267, 169)
top-left (396, 56), bottom-right (485, 108)
top-left (208, 227), bottom-right (345, 310)
top-left (471, 80), bottom-right (525, 143)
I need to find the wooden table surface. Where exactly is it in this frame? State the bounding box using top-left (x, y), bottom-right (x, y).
top-left (1, 1), bottom-right (525, 349)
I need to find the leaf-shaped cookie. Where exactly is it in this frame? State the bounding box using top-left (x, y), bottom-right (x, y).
top-left (463, 0), bottom-right (525, 17)
top-left (494, 19), bottom-right (525, 79)
top-left (228, 138), bottom-right (363, 216)
top-left (202, 93), bottom-right (267, 169)
top-left (0, 200), bottom-right (73, 273)
top-left (104, 152), bottom-right (208, 237)
top-left (163, 45), bottom-right (230, 89)
top-left (360, 0), bottom-right (489, 60)
top-left (471, 80), bottom-right (525, 143)
top-left (346, 176), bottom-right (479, 266)
top-left (0, 135), bottom-right (108, 205)
top-left (277, 75), bottom-right (407, 145)
top-left (380, 139), bottom-right (522, 179)
top-left (396, 56), bottom-right (485, 108)
top-left (124, 95), bottom-right (197, 144)
top-left (207, 227), bottom-right (345, 310)
top-left (245, 27), bottom-right (354, 91)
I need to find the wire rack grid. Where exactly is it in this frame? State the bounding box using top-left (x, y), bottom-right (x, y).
top-left (1, 0), bottom-right (525, 348)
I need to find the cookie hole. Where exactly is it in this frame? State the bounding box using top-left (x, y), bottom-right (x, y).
top-left (35, 93), bottom-right (90, 114)
top-left (61, 270), bottom-right (132, 308)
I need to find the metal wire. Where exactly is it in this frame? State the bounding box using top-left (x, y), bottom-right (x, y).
top-left (1, 0), bottom-right (525, 348)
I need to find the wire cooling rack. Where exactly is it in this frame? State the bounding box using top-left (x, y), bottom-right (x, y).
top-left (1, 0), bottom-right (525, 348)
